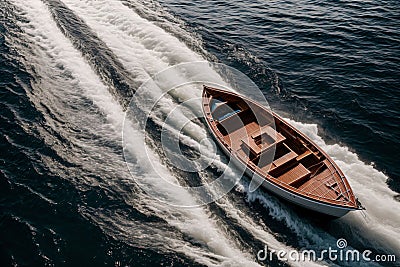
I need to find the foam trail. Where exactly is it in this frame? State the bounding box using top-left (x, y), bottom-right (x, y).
top-left (8, 0), bottom-right (265, 265)
top-left (120, 0), bottom-right (209, 58)
top-left (56, 1), bottom-right (342, 265)
top-left (284, 118), bottom-right (400, 256)
top-left (7, 0), bottom-right (136, 193)
top-left (124, 116), bottom-right (265, 266)
top-left (61, 0), bottom-right (203, 80)
top-left (199, 176), bottom-right (326, 267)
top-left (60, 0), bottom-right (229, 142)
top-left (57, 0), bottom-right (236, 159)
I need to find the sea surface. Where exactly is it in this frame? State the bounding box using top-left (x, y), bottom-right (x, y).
top-left (0, 0), bottom-right (399, 266)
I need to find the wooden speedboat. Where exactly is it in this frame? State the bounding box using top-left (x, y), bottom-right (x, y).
top-left (202, 85), bottom-right (363, 217)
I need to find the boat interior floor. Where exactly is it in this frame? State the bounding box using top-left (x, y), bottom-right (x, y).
top-left (221, 117), bottom-right (334, 190)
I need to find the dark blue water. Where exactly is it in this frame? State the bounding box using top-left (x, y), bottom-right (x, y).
top-left (1, 0), bottom-right (399, 266)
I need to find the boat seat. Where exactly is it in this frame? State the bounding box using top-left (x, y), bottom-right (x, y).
top-left (273, 151), bottom-right (298, 169)
top-left (296, 150), bottom-right (312, 161)
top-left (278, 163), bottom-right (311, 187)
top-left (260, 150), bottom-right (298, 173)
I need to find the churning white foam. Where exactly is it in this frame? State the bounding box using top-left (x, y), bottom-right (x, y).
top-left (61, 0), bottom-right (207, 83)
top-left (8, 0), bottom-right (268, 265)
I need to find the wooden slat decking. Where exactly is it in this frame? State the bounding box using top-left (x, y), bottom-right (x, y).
top-left (278, 163), bottom-right (311, 186)
top-left (298, 168), bottom-right (341, 201)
